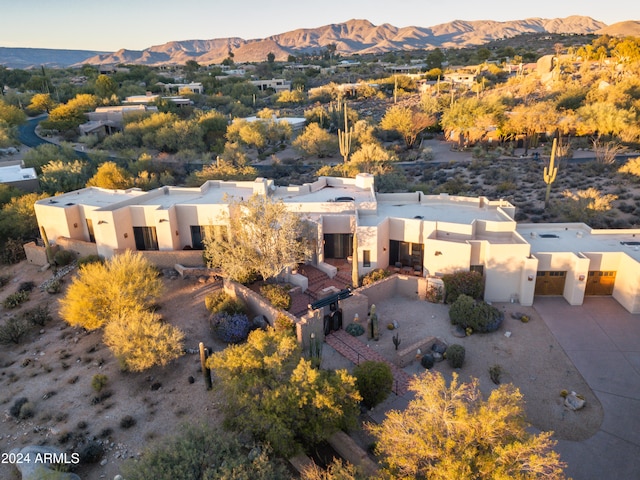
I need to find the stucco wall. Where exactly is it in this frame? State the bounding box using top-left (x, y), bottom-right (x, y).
top-left (56, 237), bottom-right (99, 259)
top-left (613, 253), bottom-right (640, 313)
top-left (114, 249), bottom-right (205, 268)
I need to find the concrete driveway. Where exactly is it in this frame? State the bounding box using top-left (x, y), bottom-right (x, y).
top-left (534, 297), bottom-right (640, 480)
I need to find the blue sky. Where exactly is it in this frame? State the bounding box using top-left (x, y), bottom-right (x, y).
top-left (0, 0), bottom-right (634, 51)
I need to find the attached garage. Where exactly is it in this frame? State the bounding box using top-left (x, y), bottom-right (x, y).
top-left (535, 271), bottom-right (566, 295)
top-left (585, 271), bottom-right (616, 296)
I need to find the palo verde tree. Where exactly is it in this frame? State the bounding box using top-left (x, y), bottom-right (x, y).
top-left (369, 371), bottom-right (567, 480)
top-left (203, 194), bottom-right (311, 283)
top-left (60, 251), bottom-right (183, 370)
top-left (207, 327), bottom-right (361, 457)
top-left (380, 105), bottom-right (435, 149)
top-left (60, 250), bottom-right (163, 330)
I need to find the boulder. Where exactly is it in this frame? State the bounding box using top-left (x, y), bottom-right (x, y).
top-left (564, 392), bottom-right (586, 411)
top-left (9, 445), bottom-right (81, 480)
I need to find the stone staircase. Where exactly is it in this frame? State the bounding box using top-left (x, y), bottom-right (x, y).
top-left (325, 329), bottom-right (413, 396)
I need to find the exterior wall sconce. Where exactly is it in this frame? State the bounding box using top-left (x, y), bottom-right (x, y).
top-left (578, 275), bottom-right (585, 281)
top-left (124, 233), bottom-right (128, 238)
top-left (159, 219), bottom-right (169, 223)
top-left (175, 230), bottom-right (179, 236)
top-left (97, 220), bottom-right (107, 225)
top-left (435, 251), bottom-right (443, 256)
top-left (527, 275), bottom-right (534, 281)
top-left (73, 223), bottom-right (78, 228)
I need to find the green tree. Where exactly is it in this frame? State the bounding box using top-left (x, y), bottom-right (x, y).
top-left (185, 159), bottom-right (258, 186)
top-left (104, 308), bottom-right (184, 372)
top-left (293, 123), bottom-right (339, 158)
top-left (207, 328), bottom-right (361, 457)
top-left (203, 194), bottom-right (311, 282)
top-left (369, 371), bottom-right (566, 479)
top-left (94, 74), bottom-right (118, 99)
top-left (0, 192), bottom-right (49, 247)
top-left (59, 250), bottom-right (163, 330)
top-left (41, 93), bottom-right (98, 132)
top-left (120, 423), bottom-right (288, 480)
top-left (277, 89), bottom-right (307, 105)
top-left (22, 143), bottom-right (80, 174)
top-left (380, 105), bottom-right (435, 148)
top-left (86, 161), bottom-right (134, 189)
top-left (40, 159), bottom-right (91, 194)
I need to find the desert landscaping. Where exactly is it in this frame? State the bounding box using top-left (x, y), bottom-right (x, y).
top-left (0, 256), bottom-right (604, 479)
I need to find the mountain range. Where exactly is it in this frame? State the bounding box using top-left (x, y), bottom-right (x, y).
top-left (1, 16), bottom-right (638, 69)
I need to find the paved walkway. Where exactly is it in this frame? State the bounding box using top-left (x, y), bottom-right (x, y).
top-left (534, 297), bottom-right (640, 480)
top-left (325, 329), bottom-right (413, 396)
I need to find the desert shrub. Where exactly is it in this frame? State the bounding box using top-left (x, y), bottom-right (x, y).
top-left (17, 281), bottom-right (36, 293)
top-left (345, 323), bottom-right (365, 337)
top-left (449, 294), bottom-right (504, 333)
top-left (442, 270), bottom-right (484, 303)
top-left (0, 274), bottom-right (10, 288)
top-left (19, 402), bottom-right (35, 419)
top-left (0, 317), bottom-right (30, 344)
top-left (204, 291), bottom-right (246, 315)
top-left (3, 290), bottom-right (29, 309)
top-left (46, 278), bottom-right (63, 294)
top-left (0, 238), bottom-right (26, 264)
top-left (260, 283), bottom-right (292, 310)
top-left (23, 304), bottom-right (52, 326)
top-left (91, 374), bottom-right (108, 392)
top-left (446, 344), bottom-right (466, 368)
top-left (79, 441), bottom-right (104, 464)
top-left (120, 415), bottom-right (136, 429)
top-left (9, 397), bottom-right (29, 418)
top-left (274, 314), bottom-right (296, 335)
top-left (77, 254), bottom-right (104, 266)
top-left (421, 353), bottom-right (435, 369)
top-left (489, 364), bottom-right (502, 384)
top-left (54, 249), bottom-right (76, 266)
top-left (211, 312), bottom-right (252, 344)
top-left (353, 360), bottom-right (393, 409)
top-left (120, 423), bottom-right (287, 480)
top-left (362, 268), bottom-right (391, 286)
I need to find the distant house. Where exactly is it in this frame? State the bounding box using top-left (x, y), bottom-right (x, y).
top-left (243, 115), bottom-right (306, 132)
top-left (158, 82), bottom-right (204, 94)
top-left (79, 105), bottom-right (158, 137)
top-left (249, 78), bottom-right (291, 92)
top-left (0, 163), bottom-right (38, 192)
top-left (123, 94), bottom-right (193, 108)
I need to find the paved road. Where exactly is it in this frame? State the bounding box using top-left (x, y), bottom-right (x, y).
top-left (534, 297), bottom-right (640, 480)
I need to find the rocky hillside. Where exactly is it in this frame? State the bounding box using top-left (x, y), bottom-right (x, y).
top-left (0, 16), bottom-right (616, 68)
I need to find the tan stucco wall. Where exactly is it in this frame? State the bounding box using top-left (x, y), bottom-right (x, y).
top-left (613, 253), bottom-right (640, 313)
top-left (483, 243), bottom-right (531, 303)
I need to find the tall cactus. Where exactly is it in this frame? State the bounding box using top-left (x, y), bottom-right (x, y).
top-left (337, 102), bottom-right (353, 163)
top-left (544, 138), bottom-right (559, 208)
top-left (351, 231), bottom-right (359, 288)
top-left (369, 304), bottom-right (379, 341)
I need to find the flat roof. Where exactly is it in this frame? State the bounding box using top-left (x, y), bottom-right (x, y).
top-left (359, 201), bottom-right (511, 226)
top-left (277, 185), bottom-right (374, 205)
top-left (40, 188), bottom-right (142, 208)
top-left (136, 186), bottom-right (254, 209)
top-left (517, 224), bottom-right (640, 262)
top-left (0, 164), bottom-right (36, 182)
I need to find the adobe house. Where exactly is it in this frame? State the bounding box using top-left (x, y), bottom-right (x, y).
top-left (34, 174), bottom-right (640, 313)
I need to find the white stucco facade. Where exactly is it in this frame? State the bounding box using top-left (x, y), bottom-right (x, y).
top-left (35, 174), bottom-right (640, 313)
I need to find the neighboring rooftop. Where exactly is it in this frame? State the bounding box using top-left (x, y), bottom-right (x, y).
top-left (0, 164), bottom-right (37, 183)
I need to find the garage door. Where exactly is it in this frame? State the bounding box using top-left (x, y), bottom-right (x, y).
top-left (535, 271), bottom-right (566, 295)
top-left (585, 271), bottom-right (616, 296)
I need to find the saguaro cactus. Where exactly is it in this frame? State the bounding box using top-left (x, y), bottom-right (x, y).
top-left (338, 103), bottom-right (353, 163)
top-left (392, 332), bottom-right (401, 350)
top-left (369, 304), bottom-right (379, 341)
top-left (199, 342), bottom-right (212, 390)
top-left (544, 138), bottom-right (559, 208)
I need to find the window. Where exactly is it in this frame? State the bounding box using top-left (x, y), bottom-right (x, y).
top-left (363, 250), bottom-right (371, 267)
top-left (191, 225), bottom-right (226, 250)
top-left (133, 226), bottom-right (158, 251)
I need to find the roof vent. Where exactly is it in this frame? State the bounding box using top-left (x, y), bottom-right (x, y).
top-left (539, 234), bottom-right (559, 239)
